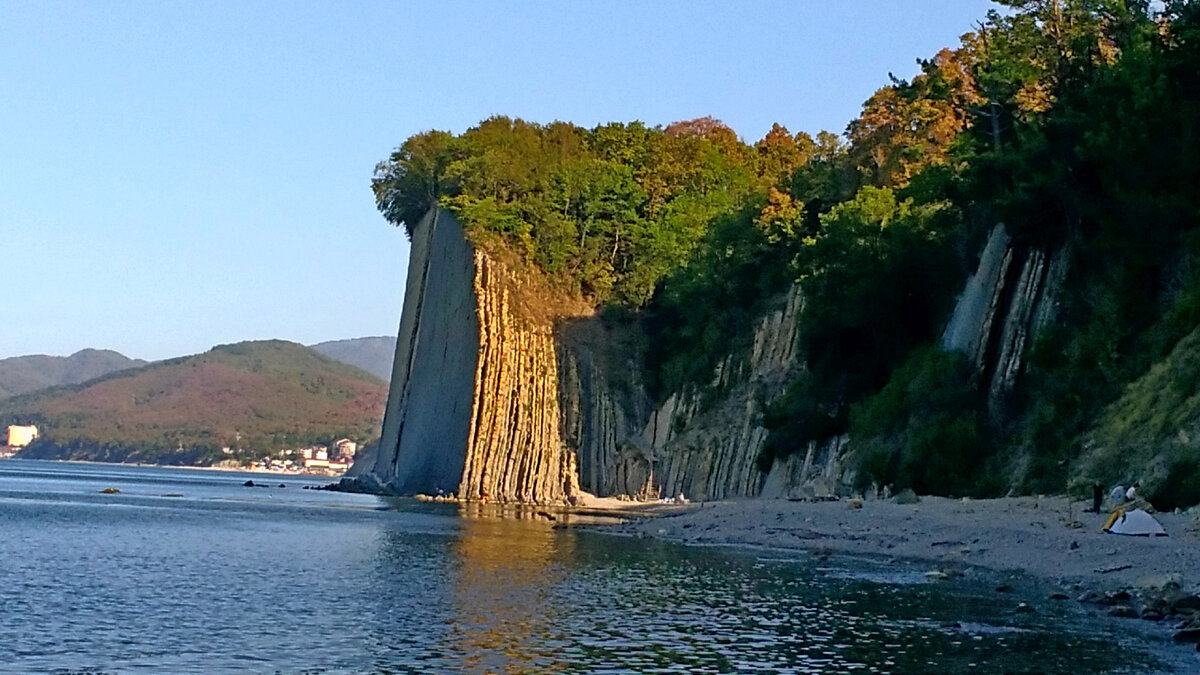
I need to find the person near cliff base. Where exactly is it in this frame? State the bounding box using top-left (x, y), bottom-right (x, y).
top-left (1091, 482), bottom-right (1103, 513)
top-left (1126, 482), bottom-right (1140, 502)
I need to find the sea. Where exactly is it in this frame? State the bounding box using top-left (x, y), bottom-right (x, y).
top-left (0, 459), bottom-right (1193, 674)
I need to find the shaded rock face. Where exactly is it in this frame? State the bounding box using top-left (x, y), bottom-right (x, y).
top-left (557, 319), bottom-right (653, 497)
top-left (760, 435), bottom-right (851, 500)
top-left (643, 288), bottom-right (812, 501)
top-left (362, 209), bottom-right (480, 495)
top-left (941, 224), bottom-right (1069, 411)
top-left (559, 287), bottom-right (831, 501)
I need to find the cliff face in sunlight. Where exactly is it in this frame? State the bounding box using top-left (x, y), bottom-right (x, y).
top-left (354, 209), bottom-right (580, 502)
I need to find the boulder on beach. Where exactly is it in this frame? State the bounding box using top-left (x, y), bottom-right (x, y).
top-left (894, 488), bottom-right (921, 505)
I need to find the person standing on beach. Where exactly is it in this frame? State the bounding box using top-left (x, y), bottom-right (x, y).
top-left (1091, 483), bottom-right (1103, 513)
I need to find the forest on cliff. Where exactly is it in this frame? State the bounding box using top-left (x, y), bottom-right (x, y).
top-left (373, 1), bottom-right (1200, 507)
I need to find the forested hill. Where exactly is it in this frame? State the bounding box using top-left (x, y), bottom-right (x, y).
top-left (310, 336), bottom-right (396, 382)
top-left (0, 340), bottom-right (386, 466)
top-left (0, 349), bottom-right (146, 400)
top-left (372, 2), bottom-right (1200, 507)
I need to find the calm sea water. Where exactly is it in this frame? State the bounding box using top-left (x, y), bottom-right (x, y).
top-left (0, 459), bottom-right (1190, 674)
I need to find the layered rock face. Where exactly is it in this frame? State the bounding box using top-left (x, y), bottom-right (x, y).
top-left (558, 286), bottom-right (844, 501)
top-left (358, 212), bottom-right (1059, 503)
top-left (354, 209), bottom-right (579, 502)
top-left (357, 207), bottom-right (831, 502)
top-left (639, 288), bottom-right (812, 500)
top-left (941, 224), bottom-right (1069, 410)
top-left (459, 253), bottom-right (580, 502)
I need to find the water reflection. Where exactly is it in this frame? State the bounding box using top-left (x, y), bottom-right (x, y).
top-left (360, 503), bottom-right (1165, 674)
top-left (446, 504), bottom-right (574, 674)
top-left (0, 462), bottom-right (1181, 674)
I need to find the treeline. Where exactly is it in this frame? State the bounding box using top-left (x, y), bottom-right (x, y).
top-left (374, 1), bottom-right (1200, 504)
top-left (373, 115), bottom-right (832, 306)
top-left (16, 430), bottom-right (366, 466)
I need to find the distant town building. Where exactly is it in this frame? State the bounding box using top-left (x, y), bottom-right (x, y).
top-left (333, 439), bottom-right (357, 459)
top-left (6, 425), bottom-right (38, 448)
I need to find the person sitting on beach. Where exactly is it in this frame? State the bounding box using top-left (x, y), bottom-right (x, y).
top-left (1109, 484), bottom-right (1125, 506)
top-left (1126, 482), bottom-right (1140, 502)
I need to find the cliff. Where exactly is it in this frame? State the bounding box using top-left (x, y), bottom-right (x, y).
top-left (352, 208), bottom-right (826, 502)
top-left (559, 286), bottom-right (818, 501)
top-left (941, 224), bottom-right (1069, 413)
top-left (356, 209), bottom-right (1078, 503)
top-left (353, 209), bottom-right (582, 502)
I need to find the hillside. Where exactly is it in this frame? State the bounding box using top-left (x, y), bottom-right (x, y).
top-left (310, 336), bottom-right (396, 382)
top-left (1081, 325), bottom-right (1200, 510)
top-left (368, 4), bottom-right (1200, 507)
top-left (0, 349), bottom-right (146, 400)
top-left (0, 340), bottom-right (387, 465)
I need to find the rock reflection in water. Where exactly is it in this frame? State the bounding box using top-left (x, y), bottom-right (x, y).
top-left (0, 462), bottom-right (1183, 674)
top-left (449, 504), bottom-right (574, 674)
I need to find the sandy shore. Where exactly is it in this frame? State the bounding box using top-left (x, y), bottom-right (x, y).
top-left (603, 495), bottom-right (1200, 600)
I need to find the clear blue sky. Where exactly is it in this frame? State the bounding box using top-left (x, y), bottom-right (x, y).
top-left (0, 0), bottom-right (997, 361)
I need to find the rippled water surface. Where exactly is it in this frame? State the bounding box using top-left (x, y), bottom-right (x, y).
top-left (0, 459), bottom-right (1189, 674)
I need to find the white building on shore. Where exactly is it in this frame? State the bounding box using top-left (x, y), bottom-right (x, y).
top-left (6, 425), bottom-right (38, 448)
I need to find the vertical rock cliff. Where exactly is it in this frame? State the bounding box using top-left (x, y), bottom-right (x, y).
top-left (941, 224), bottom-right (1069, 411)
top-left (458, 252), bottom-right (580, 502)
top-left (557, 287), bottom-right (824, 501)
top-left (359, 209), bottom-right (480, 495)
top-left (356, 207), bottom-right (852, 502)
top-left (643, 288), bottom-right (810, 500)
top-left (353, 208), bottom-right (580, 502)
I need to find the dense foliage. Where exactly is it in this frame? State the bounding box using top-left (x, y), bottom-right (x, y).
top-left (374, 117), bottom-right (815, 306)
top-left (375, 1), bottom-right (1200, 503)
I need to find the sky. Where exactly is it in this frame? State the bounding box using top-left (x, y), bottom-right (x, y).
top-left (1, 0), bottom-right (998, 361)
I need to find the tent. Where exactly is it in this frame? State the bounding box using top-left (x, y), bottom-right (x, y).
top-left (1103, 508), bottom-right (1168, 537)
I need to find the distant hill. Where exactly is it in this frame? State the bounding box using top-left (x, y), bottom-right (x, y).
top-left (0, 349), bottom-right (146, 400)
top-left (310, 336), bottom-right (396, 382)
top-left (0, 340), bottom-right (387, 466)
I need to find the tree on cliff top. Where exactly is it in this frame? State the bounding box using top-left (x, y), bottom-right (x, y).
top-left (373, 116), bottom-right (798, 307)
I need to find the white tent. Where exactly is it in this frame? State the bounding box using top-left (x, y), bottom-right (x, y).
top-left (1104, 509), bottom-right (1168, 537)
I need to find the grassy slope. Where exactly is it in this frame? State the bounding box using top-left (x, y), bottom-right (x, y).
top-left (0, 340), bottom-right (387, 458)
top-left (1081, 326), bottom-right (1200, 507)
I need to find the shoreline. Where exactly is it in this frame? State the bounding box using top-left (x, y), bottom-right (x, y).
top-left (2, 456), bottom-right (346, 480)
top-left (592, 494), bottom-right (1200, 644)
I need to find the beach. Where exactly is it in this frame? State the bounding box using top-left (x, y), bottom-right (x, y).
top-left (602, 495), bottom-right (1200, 616)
